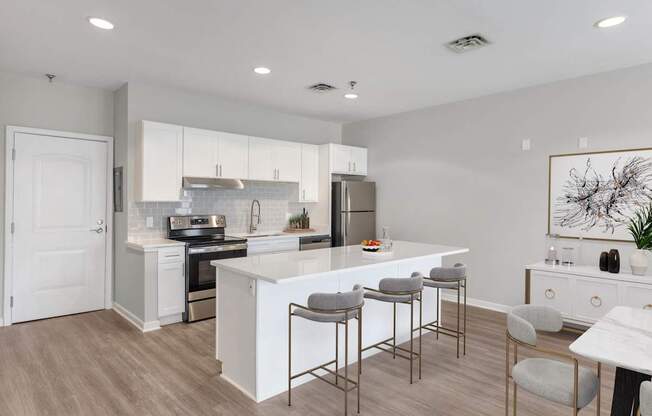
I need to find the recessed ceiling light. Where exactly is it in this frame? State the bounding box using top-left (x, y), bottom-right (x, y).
top-left (253, 67), bottom-right (271, 75)
top-left (594, 16), bottom-right (627, 28)
top-left (88, 17), bottom-right (114, 30)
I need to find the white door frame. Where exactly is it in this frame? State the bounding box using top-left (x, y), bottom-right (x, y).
top-left (3, 126), bottom-right (114, 326)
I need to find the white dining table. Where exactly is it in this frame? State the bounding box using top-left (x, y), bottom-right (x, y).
top-left (569, 306), bottom-right (652, 416)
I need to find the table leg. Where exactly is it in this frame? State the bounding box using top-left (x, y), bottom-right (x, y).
top-left (610, 367), bottom-right (651, 416)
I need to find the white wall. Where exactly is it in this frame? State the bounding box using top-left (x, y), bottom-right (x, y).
top-left (342, 63), bottom-right (652, 308)
top-left (0, 71), bottom-right (114, 323)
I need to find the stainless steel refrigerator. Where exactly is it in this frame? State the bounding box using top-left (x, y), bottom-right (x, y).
top-left (331, 181), bottom-right (376, 247)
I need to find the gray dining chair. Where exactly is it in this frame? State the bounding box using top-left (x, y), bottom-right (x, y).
top-left (289, 286), bottom-right (365, 416)
top-left (505, 305), bottom-right (601, 416)
top-left (641, 381), bottom-right (652, 416)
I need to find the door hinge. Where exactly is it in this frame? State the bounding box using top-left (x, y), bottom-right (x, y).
top-left (10, 222), bottom-right (15, 234)
top-left (11, 148), bottom-right (15, 161)
top-left (10, 296), bottom-right (14, 308)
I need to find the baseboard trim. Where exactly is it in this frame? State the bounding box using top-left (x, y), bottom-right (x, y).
top-left (441, 292), bottom-right (511, 314)
top-left (0, 316), bottom-right (4, 327)
top-left (112, 302), bottom-right (161, 333)
top-left (220, 374), bottom-right (259, 403)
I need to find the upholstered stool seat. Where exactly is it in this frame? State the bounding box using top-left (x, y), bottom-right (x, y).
top-left (416, 263), bottom-right (468, 358)
top-left (289, 286), bottom-right (364, 415)
top-left (359, 275), bottom-right (423, 384)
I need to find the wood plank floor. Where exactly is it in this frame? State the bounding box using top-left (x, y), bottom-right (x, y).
top-left (0, 302), bottom-right (614, 416)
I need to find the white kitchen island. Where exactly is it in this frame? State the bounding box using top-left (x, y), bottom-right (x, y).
top-left (211, 241), bottom-right (468, 402)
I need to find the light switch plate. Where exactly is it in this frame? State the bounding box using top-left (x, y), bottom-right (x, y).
top-left (521, 139), bottom-right (531, 151)
top-left (146, 216), bottom-right (154, 228)
top-left (578, 137), bottom-right (589, 149)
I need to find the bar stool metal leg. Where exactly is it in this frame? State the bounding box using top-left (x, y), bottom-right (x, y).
top-left (419, 293), bottom-right (423, 380)
top-left (288, 304), bottom-right (292, 407)
top-left (357, 307), bottom-right (362, 413)
top-left (463, 278), bottom-right (467, 356)
top-left (410, 294), bottom-right (414, 384)
top-left (457, 280), bottom-right (461, 359)
top-left (335, 323), bottom-right (339, 385)
top-left (392, 303), bottom-right (397, 359)
top-left (345, 314), bottom-right (349, 416)
top-left (436, 288), bottom-right (440, 340)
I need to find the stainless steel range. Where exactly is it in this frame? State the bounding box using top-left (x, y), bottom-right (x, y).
top-left (167, 215), bottom-right (247, 322)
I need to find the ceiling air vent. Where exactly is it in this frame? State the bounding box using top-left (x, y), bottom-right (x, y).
top-left (308, 83), bottom-right (337, 93)
top-left (446, 34), bottom-right (490, 53)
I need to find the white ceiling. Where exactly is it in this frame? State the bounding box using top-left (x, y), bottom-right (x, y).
top-left (2, 0), bottom-right (652, 123)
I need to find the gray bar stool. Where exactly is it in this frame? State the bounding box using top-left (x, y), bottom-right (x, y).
top-left (359, 275), bottom-right (423, 384)
top-left (288, 286), bottom-right (364, 416)
top-left (416, 263), bottom-right (467, 358)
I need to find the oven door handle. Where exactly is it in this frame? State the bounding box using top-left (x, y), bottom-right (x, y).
top-left (188, 243), bottom-right (248, 254)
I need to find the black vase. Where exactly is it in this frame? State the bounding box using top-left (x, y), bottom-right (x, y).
top-left (599, 252), bottom-right (609, 272)
top-left (607, 249), bottom-right (620, 274)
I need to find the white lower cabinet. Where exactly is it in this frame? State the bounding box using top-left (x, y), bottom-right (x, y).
top-left (157, 247), bottom-right (185, 318)
top-left (573, 278), bottom-right (619, 323)
top-left (530, 272), bottom-right (572, 317)
top-left (528, 264), bottom-right (652, 325)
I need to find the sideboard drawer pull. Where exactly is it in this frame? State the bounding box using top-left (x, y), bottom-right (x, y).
top-left (544, 289), bottom-right (556, 299)
top-left (644, 304), bottom-right (652, 310)
top-left (590, 296), bottom-right (602, 308)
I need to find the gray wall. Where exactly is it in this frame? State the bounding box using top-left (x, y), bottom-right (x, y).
top-left (0, 71), bottom-right (114, 322)
top-left (114, 81), bottom-right (342, 321)
top-left (343, 63), bottom-right (652, 308)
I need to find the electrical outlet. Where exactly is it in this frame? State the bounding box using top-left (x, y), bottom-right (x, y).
top-left (146, 216), bottom-right (154, 228)
top-left (578, 137), bottom-right (589, 149)
top-left (521, 139), bottom-right (531, 151)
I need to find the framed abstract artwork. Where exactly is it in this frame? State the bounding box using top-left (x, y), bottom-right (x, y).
top-left (548, 148), bottom-right (652, 241)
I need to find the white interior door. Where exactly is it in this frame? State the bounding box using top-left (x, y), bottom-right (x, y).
top-left (11, 132), bottom-right (108, 323)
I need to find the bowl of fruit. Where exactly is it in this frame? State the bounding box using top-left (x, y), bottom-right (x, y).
top-left (361, 240), bottom-right (382, 252)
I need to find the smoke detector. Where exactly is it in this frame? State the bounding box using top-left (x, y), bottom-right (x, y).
top-left (308, 83), bottom-right (337, 93)
top-left (445, 34), bottom-right (491, 53)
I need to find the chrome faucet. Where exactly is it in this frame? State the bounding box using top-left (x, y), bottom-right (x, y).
top-left (249, 199), bottom-right (261, 233)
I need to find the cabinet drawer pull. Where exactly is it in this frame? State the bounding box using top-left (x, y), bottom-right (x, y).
top-left (644, 304), bottom-right (652, 310)
top-left (590, 296), bottom-right (602, 307)
top-left (544, 288), bottom-right (555, 299)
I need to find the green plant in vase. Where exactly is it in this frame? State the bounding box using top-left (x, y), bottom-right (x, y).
top-left (626, 203), bottom-right (652, 275)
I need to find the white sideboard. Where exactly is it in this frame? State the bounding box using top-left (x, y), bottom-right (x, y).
top-left (525, 262), bottom-right (652, 326)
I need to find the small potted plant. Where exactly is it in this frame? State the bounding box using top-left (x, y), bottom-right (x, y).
top-left (627, 203), bottom-right (652, 276)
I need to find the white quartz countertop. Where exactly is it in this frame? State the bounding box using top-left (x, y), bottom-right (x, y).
top-left (211, 240), bottom-right (468, 284)
top-left (569, 306), bottom-right (652, 375)
top-left (526, 262), bottom-right (652, 284)
top-left (126, 238), bottom-right (186, 252)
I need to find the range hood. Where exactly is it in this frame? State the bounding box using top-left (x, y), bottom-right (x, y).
top-left (182, 177), bottom-right (244, 190)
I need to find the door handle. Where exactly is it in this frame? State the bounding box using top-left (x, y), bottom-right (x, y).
top-left (90, 226), bottom-right (104, 234)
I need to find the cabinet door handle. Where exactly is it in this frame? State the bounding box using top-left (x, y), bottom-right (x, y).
top-left (277, 168), bottom-right (280, 180)
top-left (590, 296), bottom-right (602, 307)
top-left (219, 164), bottom-right (222, 177)
top-left (353, 161), bottom-right (356, 172)
top-left (216, 164), bottom-right (219, 177)
top-left (544, 288), bottom-right (555, 299)
top-left (302, 189), bottom-right (306, 200)
top-left (348, 161), bottom-right (351, 172)
top-left (643, 304), bottom-right (652, 310)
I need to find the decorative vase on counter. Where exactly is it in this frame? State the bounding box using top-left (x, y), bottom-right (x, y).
top-left (599, 252), bottom-right (609, 272)
top-left (607, 249), bottom-right (620, 274)
top-left (629, 249), bottom-right (649, 276)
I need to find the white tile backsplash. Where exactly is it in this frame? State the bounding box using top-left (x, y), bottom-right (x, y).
top-left (128, 181), bottom-right (310, 238)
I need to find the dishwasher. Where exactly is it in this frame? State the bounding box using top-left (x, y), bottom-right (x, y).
top-left (299, 235), bottom-right (332, 251)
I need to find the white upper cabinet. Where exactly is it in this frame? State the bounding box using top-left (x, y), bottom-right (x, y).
top-left (137, 121), bottom-right (183, 201)
top-left (275, 140), bottom-right (301, 182)
top-left (183, 128), bottom-right (249, 179)
top-left (217, 132), bottom-right (249, 179)
top-left (300, 144), bottom-right (319, 202)
top-left (329, 144), bottom-right (368, 176)
top-left (248, 137), bottom-right (300, 182)
top-left (183, 127), bottom-right (219, 178)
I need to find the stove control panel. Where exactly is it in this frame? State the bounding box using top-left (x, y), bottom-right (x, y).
top-left (169, 215), bottom-right (226, 230)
